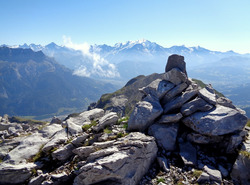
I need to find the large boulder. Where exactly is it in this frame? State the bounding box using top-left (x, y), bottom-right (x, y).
top-left (148, 122), bottom-right (179, 151)
top-left (198, 85), bottom-right (217, 105)
top-left (140, 79), bottom-right (175, 99)
top-left (93, 112), bottom-right (119, 132)
top-left (128, 94), bottom-right (163, 132)
top-left (42, 128), bottom-right (68, 153)
top-left (0, 163), bottom-right (37, 184)
top-left (73, 132), bottom-right (157, 185)
top-left (163, 68), bottom-right (187, 85)
top-left (180, 97), bottom-right (213, 116)
top-left (182, 105), bottom-right (248, 136)
top-left (165, 54), bottom-right (187, 75)
top-left (4, 133), bottom-right (49, 164)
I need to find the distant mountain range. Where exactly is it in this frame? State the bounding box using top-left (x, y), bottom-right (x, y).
top-left (2, 40), bottom-right (250, 117)
top-left (0, 47), bottom-right (116, 119)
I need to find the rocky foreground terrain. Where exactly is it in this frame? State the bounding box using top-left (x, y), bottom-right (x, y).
top-left (0, 55), bottom-right (249, 185)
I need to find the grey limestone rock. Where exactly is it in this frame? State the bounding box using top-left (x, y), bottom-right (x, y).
top-left (203, 165), bottom-right (222, 183)
top-left (0, 163), bottom-right (37, 184)
top-left (217, 97), bottom-right (236, 109)
top-left (50, 116), bottom-right (61, 125)
top-left (140, 79), bottom-right (175, 99)
top-left (128, 94), bottom-right (163, 132)
top-left (71, 133), bottom-right (89, 147)
top-left (42, 128), bottom-right (68, 153)
top-left (226, 130), bottom-right (248, 154)
top-left (163, 68), bottom-right (187, 85)
top-left (80, 108), bottom-right (105, 121)
top-left (148, 122), bottom-right (179, 151)
top-left (158, 113), bottom-right (183, 124)
top-left (93, 112), bottom-right (119, 132)
top-left (183, 105), bottom-right (248, 136)
top-left (198, 85), bottom-right (217, 105)
top-left (163, 90), bottom-right (198, 114)
top-left (65, 119), bottom-right (83, 135)
top-left (165, 54), bottom-right (187, 75)
top-left (39, 123), bottom-right (63, 138)
top-left (231, 134), bottom-right (250, 185)
top-left (157, 156), bottom-right (170, 172)
top-left (180, 97), bottom-right (213, 116)
top-left (28, 174), bottom-right (48, 185)
top-left (74, 132), bottom-right (157, 185)
top-left (161, 82), bottom-right (188, 104)
top-left (73, 146), bottom-right (96, 159)
top-left (51, 143), bottom-right (75, 161)
top-left (179, 141), bottom-right (197, 166)
top-left (4, 133), bottom-right (49, 164)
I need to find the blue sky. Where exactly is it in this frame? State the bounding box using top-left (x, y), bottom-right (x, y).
top-left (0, 0), bottom-right (249, 53)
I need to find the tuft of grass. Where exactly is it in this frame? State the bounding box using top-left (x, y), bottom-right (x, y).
top-left (123, 123), bottom-right (128, 130)
top-left (82, 120), bottom-right (98, 131)
top-left (9, 116), bottom-right (47, 125)
top-left (28, 144), bottom-right (45, 162)
top-left (246, 120), bottom-right (250, 127)
top-left (157, 177), bottom-right (165, 184)
top-left (66, 137), bottom-right (73, 144)
top-left (239, 150), bottom-right (250, 158)
top-left (117, 132), bottom-right (128, 138)
top-left (104, 128), bottom-right (112, 134)
top-left (50, 147), bottom-right (58, 153)
top-left (31, 168), bottom-right (37, 175)
top-left (192, 169), bottom-right (203, 178)
top-left (117, 116), bottom-right (129, 124)
top-left (192, 78), bottom-right (224, 97)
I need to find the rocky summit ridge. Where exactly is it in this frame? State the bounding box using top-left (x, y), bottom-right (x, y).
top-left (0, 54), bottom-right (249, 185)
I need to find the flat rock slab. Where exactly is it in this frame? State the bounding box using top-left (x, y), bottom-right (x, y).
top-left (198, 85), bottom-right (217, 105)
top-left (93, 112), bottom-right (118, 132)
top-left (140, 79), bottom-right (175, 99)
top-left (163, 68), bottom-right (187, 85)
top-left (183, 105), bottom-right (248, 136)
top-left (181, 97), bottom-right (213, 116)
top-left (161, 82), bottom-right (188, 104)
top-left (0, 163), bottom-right (37, 184)
top-left (164, 90), bottom-right (198, 114)
top-left (74, 132), bottom-right (157, 185)
top-left (158, 113), bottom-right (183, 124)
top-left (148, 122), bottom-right (179, 151)
top-left (4, 133), bottom-right (49, 164)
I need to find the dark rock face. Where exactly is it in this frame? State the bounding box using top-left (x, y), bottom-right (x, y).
top-left (127, 95), bottom-right (163, 132)
top-left (148, 122), bottom-right (179, 151)
top-left (165, 54), bottom-right (187, 75)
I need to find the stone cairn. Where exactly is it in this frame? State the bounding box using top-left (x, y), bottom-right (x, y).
top-left (128, 54), bottom-right (249, 184)
top-left (0, 54), bottom-right (249, 185)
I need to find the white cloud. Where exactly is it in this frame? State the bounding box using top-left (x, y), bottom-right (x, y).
top-left (63, 36), bottom-right (120, 78)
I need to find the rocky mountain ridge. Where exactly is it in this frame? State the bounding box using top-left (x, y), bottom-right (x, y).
top-left (0, 55), bottom-right (249, 185)
top-left (5, 40), bottom-right (250, 116)
top-left (0, 47), bottom-right (116, 118)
